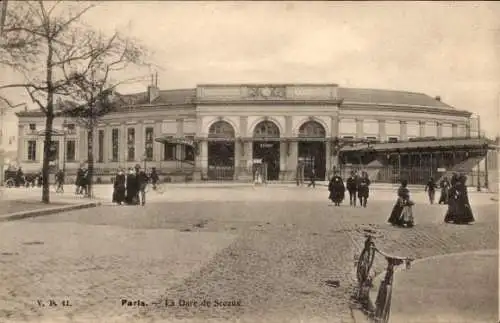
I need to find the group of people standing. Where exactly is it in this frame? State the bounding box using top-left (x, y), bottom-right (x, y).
top-left (388, 173), bottom-right (475, 227)
top-left (328, 171), bottom-right (371, 207)
top-left (112, 165), bottom-right (159, 206)
top-left (325, 169), bottom-right (475, 228)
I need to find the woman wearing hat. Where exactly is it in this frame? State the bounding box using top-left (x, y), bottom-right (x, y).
top-left (388, 179), bottom-right (415, 227)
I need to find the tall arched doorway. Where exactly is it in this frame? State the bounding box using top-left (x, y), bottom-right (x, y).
top-left (298, 121), bottom-right (326, 180)
top-left (253, 120), bottom-right (280, 181)
top-left (208, 121), bottom-right (235, 180)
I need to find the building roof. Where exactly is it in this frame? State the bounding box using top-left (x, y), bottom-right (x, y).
top-left (15, 84), bottom-right (461, 117)
top-left (337, 87), bottom-right (453, 109)
top-left (119, 88), bottom-right (196, 105)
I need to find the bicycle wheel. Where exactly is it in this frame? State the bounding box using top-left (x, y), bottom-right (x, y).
top-left (156, 184), bottom-right (165, 194)
top-left (356, 245), bottom-right (375, 284)
top-left (374, 283), bottom-right (392, 323)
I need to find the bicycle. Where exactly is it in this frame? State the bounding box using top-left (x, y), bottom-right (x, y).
top-left (354, 228), bottom-right (413, 323)
top-left (372, 249), bottom-right (413, 323)
top-left (355, 228), bottom-right (383, 300)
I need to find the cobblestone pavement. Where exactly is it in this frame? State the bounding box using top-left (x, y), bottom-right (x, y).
top-left (0, 187), bottom-right (497, 323)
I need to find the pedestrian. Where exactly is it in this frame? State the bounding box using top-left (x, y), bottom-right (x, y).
top-left (80, 167), bottom-right (89, 196)
top-left (37, 171), bottom-right (43, 188)
top-left (15, 167), bottom-right (24, 187)
top-left (357, 171), bottom-right (371, 208)
top-left (150, 167), bottom-right (159, 190)
top-left (424, 177), bottom-right (437, 204)
top-left (438, 176), bottom-right (450, 204)
top-left (328, 172), bottom-right (345, 206)
top-left (387, 179), bottom-right (415, 227)
top-left (76, 166), bottom-right (84, 195)
top-left (296, 161), bottom-right (304, 186)
top-left (125, 168), bottom-right (138, 205)
top-left (112, 168), bottom-right (126, 205)
top-left (346, 171), bottom-right (358, 206)
top-left (444, 174), bottom-right (475, 224)
top-left (55, 169), bottom-right (65, 193)
top-left (135, 164), bottom-right (149, 206)
top-left (307, 168), bottom-right (316, 188)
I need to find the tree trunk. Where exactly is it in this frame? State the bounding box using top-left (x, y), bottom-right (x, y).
top-left (87, 127), bottom-right (94, 198)
top-left (42, 39), bottom-right (54, 204)
top-left (42, 115), bottom-right (53, 203)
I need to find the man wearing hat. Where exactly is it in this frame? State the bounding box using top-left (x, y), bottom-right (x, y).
top-left (135, 164), bottom-right (149, 206)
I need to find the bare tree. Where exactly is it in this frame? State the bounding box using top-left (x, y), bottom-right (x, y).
top-left (0, 1), bottom-right (149, 203)
top-left (59, 31), bottom-right (147, 198)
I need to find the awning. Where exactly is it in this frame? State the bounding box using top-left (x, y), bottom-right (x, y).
top-left (340, 137), bottom-right (495, 153)
top-left (155, 136), bottom-right (196, 147)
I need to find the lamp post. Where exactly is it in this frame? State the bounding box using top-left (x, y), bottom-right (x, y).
top-left (476, 115), bottom-right (481, 192)
top-left (61, 119), bottom-right (70, 175)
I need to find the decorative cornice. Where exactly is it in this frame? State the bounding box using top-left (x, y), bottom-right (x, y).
top-left (196, 99), bottom-right (344, 106)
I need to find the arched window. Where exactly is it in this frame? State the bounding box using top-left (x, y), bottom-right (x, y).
top-left (253, 121), bottom-right (280, 138)
top-left (208, 121), bottom-right (235, 138)
top-left (298, 121), bottom-right (325, 138)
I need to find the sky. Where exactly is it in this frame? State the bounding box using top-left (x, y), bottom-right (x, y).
top-left (1, 1), bottom-right (499, 146)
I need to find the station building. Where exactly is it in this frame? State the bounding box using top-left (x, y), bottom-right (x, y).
top-left (15, 83), bottom-right (495, 185)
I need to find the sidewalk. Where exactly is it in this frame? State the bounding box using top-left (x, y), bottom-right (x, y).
top-left (369, 249), bottom-right (498, 323)
top-left (0, 188), bottom-right (100, 221)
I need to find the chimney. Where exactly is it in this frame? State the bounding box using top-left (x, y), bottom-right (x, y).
top-left (147, 73), bottom-right (160, 103)
top-left (435, 96), bottom-right (441, 101)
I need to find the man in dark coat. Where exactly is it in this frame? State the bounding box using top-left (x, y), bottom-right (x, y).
top-left (346, 171), bottom-right (358, 207)
top-left (357, 171), bottom-right (371, 208)
top-left (307, 168), bottom-right (316, 188)
top-left (76, 166), bottom-right (84, 195)
top-left (135, 164), bottom-right (149, 206)
top-left (424, 177), bottom-right (437, 204)
top-left (55, 169), bottom-right (65, 193)
top-left (150, 167), bottom-right (159, 190)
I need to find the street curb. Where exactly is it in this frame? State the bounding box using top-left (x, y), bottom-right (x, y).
top-left (367, 249), bottom-right (498, 321)
top-left (0, 201), bottom-right (101, 222)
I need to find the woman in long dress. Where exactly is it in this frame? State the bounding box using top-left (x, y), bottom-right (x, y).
top-left (112, 169), bottom-right (126, 205)
top-left (328, 173), bottom-right (345, 206)
top-left (125, 168), bottom-right (138, 205)
top-left (444, 174), bottom-right (475, 224)
top-left (388, 179), bottom-right (415, 227)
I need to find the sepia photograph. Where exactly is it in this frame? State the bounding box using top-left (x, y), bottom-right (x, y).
top-left (0, 1), bottom-right (498, 322)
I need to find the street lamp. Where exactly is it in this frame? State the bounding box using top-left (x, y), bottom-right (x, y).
top-left (61, 119), bottom-right (70, 175)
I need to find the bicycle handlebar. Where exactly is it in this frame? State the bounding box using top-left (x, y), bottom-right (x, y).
top-left (374, 247), bottom-right (414, 263)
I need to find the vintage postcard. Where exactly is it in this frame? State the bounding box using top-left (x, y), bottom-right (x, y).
top-left (0, 1), bottom-right (498, 323)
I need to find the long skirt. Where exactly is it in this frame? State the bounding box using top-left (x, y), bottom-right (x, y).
top-left (329, 187), bottom-right (345, 203)
top-left (445, 200), bottom-right (475, 224)
top-left (388, 201), bottom-right (414, 227)
top-left (125, 187), bottom-right (139, 205)
top-left (113, 186), bottom-right (126, 204)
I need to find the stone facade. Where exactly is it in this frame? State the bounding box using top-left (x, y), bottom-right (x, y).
top-left (15, 83), bottom-right (473, 181)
